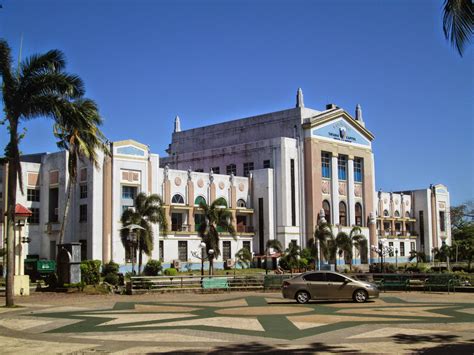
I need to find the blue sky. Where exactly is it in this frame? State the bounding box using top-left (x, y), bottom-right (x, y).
top-left (0, 0), bottom-right (472, 205)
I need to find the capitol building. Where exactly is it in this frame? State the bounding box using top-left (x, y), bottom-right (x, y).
top-left (0, 89), bottom-right (451, 270)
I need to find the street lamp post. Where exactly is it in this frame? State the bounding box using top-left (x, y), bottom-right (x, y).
top-left (120, 224), bottom-right (145, 275)
top-left (395, 248), bottom-right (398, 269)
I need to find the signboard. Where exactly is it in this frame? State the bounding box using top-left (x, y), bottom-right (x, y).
top-left (311, 118), bottom-right (370, 146)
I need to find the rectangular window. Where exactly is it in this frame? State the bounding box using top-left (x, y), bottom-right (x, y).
top-left (49, 188), bottom-right (59, 223)
top-left (79, 204), bottom-right (87, 222)
top-left (400, 242), bottom-right (405, 257)
top-left (194, 213), bottom-right (205, 232)
top-left (159, 240), bottom-right (164, 261)
top-left (122, 205), bottom-right (133, 213)
top-left (223, 241), bottom-right (231, 260)
top-left (338, 155), bottom-right (347, 180)
top-left (27, 189), bottom-right (40, 202)
top-left (28, 208), bottom-right (40, 224)
top-left (354, 157), bottom-right (363, 182)
top-left (263, 160), bottom-right (271, 169)
top-left (419, 211), bottom-right (425, 247)
top-left (50, 241), bottom-right (56, 260)
top-left (439, 211), bottom-right (446, 232)
top-left (389, 242), bottom-right (394, 257)
top-left (80, 168), bottom-right (87, 182)
top-left (243, 241), bottom-right (251, 252)
top-left (195, 169), bottom-right (204, 173)
top-left (80, 184), bottom-right (88, 199)
top-left (178, 241), bottom-right (188, 261)
top-left (258, 198), bottom-right (264, 255)
top-left (125, 243), bottom-right (137, 263)
top-left (290, 159), bottom-right (296, 226)
top-left (212, 167), bottom-right (220, 174)
top-left (243, 162), bottom-right (254, 177)
top-left (122, 185), bottom-right (138, 199)
top-left (321, 152), bottom-right (331, 178)
top-left (410, 242), bottom-right (416, 251)
top-left (226, 164), bottom-right (236, 175)
top-left (79, 239), bottom-right (87, 261)
top-left (171, 213), bottom-right (183, 231)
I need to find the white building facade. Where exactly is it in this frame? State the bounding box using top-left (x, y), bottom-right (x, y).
top-left (0, 90), bottom-right (451, 270)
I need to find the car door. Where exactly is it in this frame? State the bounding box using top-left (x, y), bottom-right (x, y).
top-left (325, 272), bottom-right (353, 299)
top-left (302, 272), bottom-right (327, 299)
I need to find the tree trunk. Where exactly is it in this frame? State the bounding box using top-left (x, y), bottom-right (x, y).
top-left (6, 121), bottom-right (19, 307)
top-left (138, 247), bottom-right (143, 275)
top-left (58, 175), bottom-right (73, 245)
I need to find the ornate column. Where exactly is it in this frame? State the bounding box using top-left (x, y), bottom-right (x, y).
top-left (390, 193), bottom-right (395, 236)
top-left (186, 169), bottom-right (194, 232)
top-left (348, 156), bottom-right (355, 226)
top-left (331, 153), bottom-right (339, 225)
top-left (369, 212), bottom-right (377, 263)
top-left (401, 193), bottom-right (406, 236)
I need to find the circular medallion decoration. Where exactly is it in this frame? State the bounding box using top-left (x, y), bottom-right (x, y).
top-left (395, 199), bottom-right (399, 205)
top-left (174, 177), bottom-right (182, 186)
top-left (219, 181), bottom-right (225, 190)
top-left (197, 178), bottom-right (204, 188)
top-left (321, 181), bottom-right (329, 194)
top-left (239, 183), bottom-right (245, 192)
top-left (383, 198), bottom-right (388, 204)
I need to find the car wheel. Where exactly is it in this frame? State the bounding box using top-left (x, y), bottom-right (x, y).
top-left (353, 289), bottom-right (368, 303)
top-left (296, 291), bottom-right (311, 304)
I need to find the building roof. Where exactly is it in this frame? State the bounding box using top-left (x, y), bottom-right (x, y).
top-left (15, 204), bottom-right (32, 217)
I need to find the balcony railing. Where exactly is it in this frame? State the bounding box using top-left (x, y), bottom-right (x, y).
top-left (171, 224), bottom-right (191, 232)
top-left (237, 225), bottom-right (255, 233)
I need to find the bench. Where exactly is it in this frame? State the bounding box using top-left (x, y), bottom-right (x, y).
top-left (202, 277), bottom-right (229, 289)
top-left (424, 275), bottom-right (455, 293)
top-left (379, 275), bottom-right (407, 291)
top-left (406, 279), bottom-right (425, 292)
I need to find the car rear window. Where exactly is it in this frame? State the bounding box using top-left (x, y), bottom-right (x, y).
top-left (303, 273), bottom-right (326, 282)
top-left (326, 273), bottom-right (347, 282)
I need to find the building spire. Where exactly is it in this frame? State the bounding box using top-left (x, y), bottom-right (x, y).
top-left (174, 115), bottom-right (181, 133)
top-left (296, 88), bottom-right (304, 108)
top-left (355, 104), bottom-right (363, 122)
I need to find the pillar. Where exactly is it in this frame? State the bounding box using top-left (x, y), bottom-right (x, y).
top-left (369, 212), bottom-right (377, 262)
top-left (331, 153), bottom-right (339, 225)
top-left (348, 156), bottom-right (355, 226)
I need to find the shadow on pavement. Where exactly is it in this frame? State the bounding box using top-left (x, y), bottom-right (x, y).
top-left (391, 334), bottom-right (459, 345)
top-left (391, 334), bottom-right (474, 355)
top-left (157, 341), bottom-right (359, 354)
top-left (266, 299), bottom-right (376, 305)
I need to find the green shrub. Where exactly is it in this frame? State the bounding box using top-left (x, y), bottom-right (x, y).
top-left (144, 259), bottom-right (162, 276)
top-left (104, 272), bottom-right (119, 286)
top-left (80, 260), bottom-right (101, 285)
top-left (279, 257), bottom-right (290, 270)
top-left (298, 258), bottom-right (309, 268)
top-left (164, 267), bottom-right (178, 276)
top-left (102, 260), bottom-right (119, 276)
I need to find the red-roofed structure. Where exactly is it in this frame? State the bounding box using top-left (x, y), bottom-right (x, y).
top-left (15, 204), bottom-right (32, 217)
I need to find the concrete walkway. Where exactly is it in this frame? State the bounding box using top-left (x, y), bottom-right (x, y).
top-left (1, 291), bottom-right (473, 353)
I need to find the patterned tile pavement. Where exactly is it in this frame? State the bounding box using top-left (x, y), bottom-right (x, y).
top-left (1, 291), bottom-right (473, 353)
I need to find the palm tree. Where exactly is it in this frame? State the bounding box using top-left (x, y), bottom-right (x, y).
top-left (409, 250), bottom-right (427, 268)
top-left (314, 221), bottom-right (337, 270)
top-left (0, 39), bottom-right (84, 307)
top-left (120, 193), bottom-right (167, 274)
top-left (54, 98), bottom-right (109, 245)
top-left (265, 239), bottom-right (283, 274)
top-left (198, 197), bottom-right (236, 275)
top-left (285, 242), bottom-right (301, 272)
top-left (335, 231), bottom-right (352, 270)
top-left (305, 238), bottom-right (319, 270)
top-left (442, 0), bottom-right (473, 57)
top-left (234, 247), bottom-right (252, 276)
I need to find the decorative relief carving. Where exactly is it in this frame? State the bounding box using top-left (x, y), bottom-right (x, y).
top-left (405, 200), bottom-right (409, 206)
top-left (219, 181), bottom-right (225, 190)
top-left (439, 202), bottom-right (446, 209)
top-left (321, 180), bottom-right (330, 194)
top-left (338, 182), bottom-right (346, 196)
top-left (239, 183), bottom-right (245, 192)
top-left (354, 184), bottom-right (362, 197)
top-left (174, 177), bottom-right (182, 186)
top-left (197, 179), bottom-right (204, 188)
top-left (383, 198), bottom-right (388, 204)
top-left (395, 199), bottom-right (399, 205)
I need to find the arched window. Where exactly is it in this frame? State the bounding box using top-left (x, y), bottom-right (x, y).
top-left (214, 197), bottom-right (227, 207)
top-left (355, 203), bottom-right (363, 226)
top-left (405, 211), bottom-right (410, 218)
top-left (171, 194), bottom-right (184, 204)
top-left (237, 199), bottom-right (246, 208)
top-left (383, 209), bottom-right (389, 217)
top-left (394, 210), bottom-right (400, 217)
top-left (339, 201), bottom-right (347, 226)
top-left (194, 196), bottom-right (206, 207)
top-left (322, 200), bottom-right (331, 224)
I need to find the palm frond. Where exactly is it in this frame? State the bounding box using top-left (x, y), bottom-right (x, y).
top-left (20, 49), bottom-right (66, 78)
top-left (443, 0), bottom-right (473, 56)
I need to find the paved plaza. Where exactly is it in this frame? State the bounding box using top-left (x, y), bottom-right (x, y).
top-left (1, 291), bottom-right (473, 353)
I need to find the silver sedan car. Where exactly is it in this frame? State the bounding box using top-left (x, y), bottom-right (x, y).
top-left (282, 271), bottom-right (379, 304)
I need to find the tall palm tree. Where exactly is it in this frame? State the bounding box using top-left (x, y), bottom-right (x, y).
top-left (54, 98), bottom-right (109, 245)
top-left (335, 231), bottom-right (352, 270)
top-left (265, 239), bottom-right (283, 274)
top-left (285, 242), bottom-right (301, 271)
top-left (198, 197), bottom-right (236, 275)
top-left (120, 193), bottom-right (167, 274)
top-left (234, 247), bottom-right (252, 276)
top-left (314, 221), bottom-right (337, 269)
top-left (409, 250), bottom-right (427, 268)
top-left (349, 226), bottom-right (368, 265)
top-left (442, 0), bottom-right (473, 57)
top-left (0, 39), bottom-right (84, 307)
